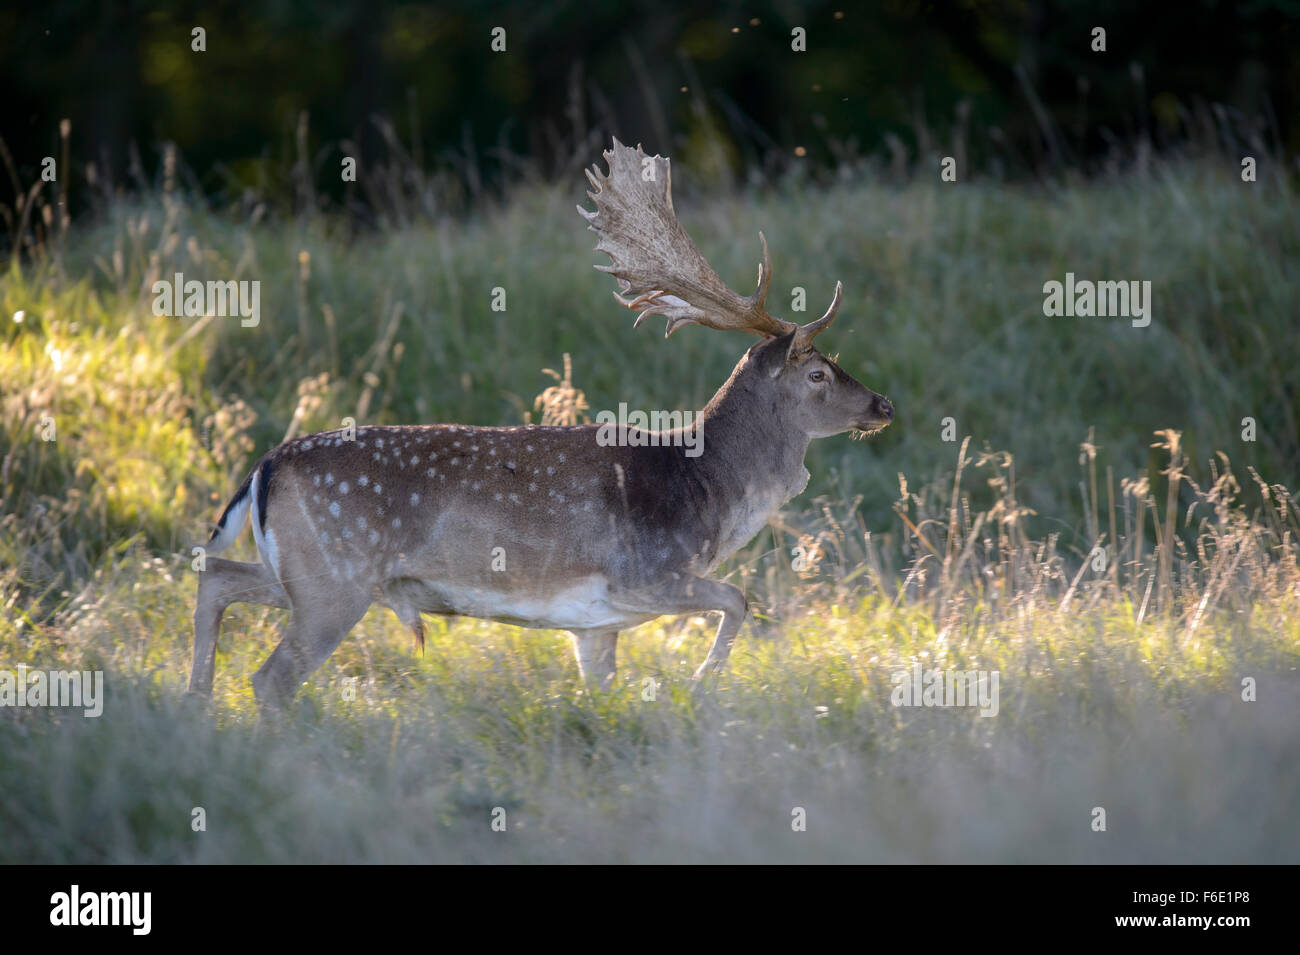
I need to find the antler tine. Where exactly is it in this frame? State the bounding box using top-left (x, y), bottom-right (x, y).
top-left (579, 139), bottom-right (795, 339)
top-left (791, 280), bottom-right (844, 350)
top-left (819, 279), bottom-right (844, 324)
top-left (750, 230), bottom-right (774, 311)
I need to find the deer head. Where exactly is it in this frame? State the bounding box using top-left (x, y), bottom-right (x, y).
top-left (578, 139), bottom-right (894, 446)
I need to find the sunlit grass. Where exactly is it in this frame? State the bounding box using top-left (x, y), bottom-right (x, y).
top-left (1, 159), bottom-right (1297, 862)
top-left (1, 554), bottom-right (1296, 862)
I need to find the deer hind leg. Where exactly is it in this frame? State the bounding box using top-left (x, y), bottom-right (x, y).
top-left (190, 557), bottom-right (289, 696)
top-left (569, 630), bottom-right (619, 690)
top-left (250, 588), bottom-right (373, 709)
top-left (612, 575), bottom-right (748, 681)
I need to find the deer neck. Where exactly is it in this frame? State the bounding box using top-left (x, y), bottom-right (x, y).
top-left (687, 373), bottom-right (812, 564)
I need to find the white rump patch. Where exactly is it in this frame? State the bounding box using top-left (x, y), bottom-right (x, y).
top-left (249, 467), bottom-right (281, 578)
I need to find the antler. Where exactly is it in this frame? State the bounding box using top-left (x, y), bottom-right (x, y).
top-left (794, 280), bottom-right (844, 349)
top-left (578, 138), bottom-right (801, 339)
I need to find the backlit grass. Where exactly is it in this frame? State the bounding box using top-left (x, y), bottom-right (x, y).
top-left (1, 158), bottom-right (1297, 862)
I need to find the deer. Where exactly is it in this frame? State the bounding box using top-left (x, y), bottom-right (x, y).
top-left (189, 139), bottom-right (893, 707)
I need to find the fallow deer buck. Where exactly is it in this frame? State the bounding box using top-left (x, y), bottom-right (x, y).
top-left (190, 139), bottom-right (893, 707)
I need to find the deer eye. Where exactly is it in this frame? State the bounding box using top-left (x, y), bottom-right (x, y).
top-left (808, 369), bottom-right (826, 383)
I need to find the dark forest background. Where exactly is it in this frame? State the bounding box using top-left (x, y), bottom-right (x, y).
top-left (3, 0), bottom-right (1298, 212)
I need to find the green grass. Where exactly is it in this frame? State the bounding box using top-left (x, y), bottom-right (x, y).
top-left (1, 567), bottom-right (1297, 862)
top-left (1, 158), bottom-right (1298, 862)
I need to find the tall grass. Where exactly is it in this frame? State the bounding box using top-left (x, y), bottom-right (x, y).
top-left (0, 431), bottom-right (1295, 862)
top-left (1, 155), bottom-right (1297, 861)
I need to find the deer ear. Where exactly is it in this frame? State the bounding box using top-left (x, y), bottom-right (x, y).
top-left (752, 329), bottom-right (798, 378)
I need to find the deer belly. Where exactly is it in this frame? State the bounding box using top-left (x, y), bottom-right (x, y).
top-left (405, 574), bottom-right (630, 631)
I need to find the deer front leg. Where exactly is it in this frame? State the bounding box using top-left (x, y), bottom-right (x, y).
top-left (569, 629), bottom-right (618, 690)
top-left (613, 574), bottom-right (749, 681)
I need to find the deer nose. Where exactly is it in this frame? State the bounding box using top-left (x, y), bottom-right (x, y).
top-left (874, 395), bottom-right (894, 420)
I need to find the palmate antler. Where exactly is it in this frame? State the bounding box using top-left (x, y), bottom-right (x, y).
top-left (578, 138), bottom-right (843, 349)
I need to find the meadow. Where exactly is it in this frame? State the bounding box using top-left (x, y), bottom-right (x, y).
top-left (1, 152), bottom-right (1298, 862)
